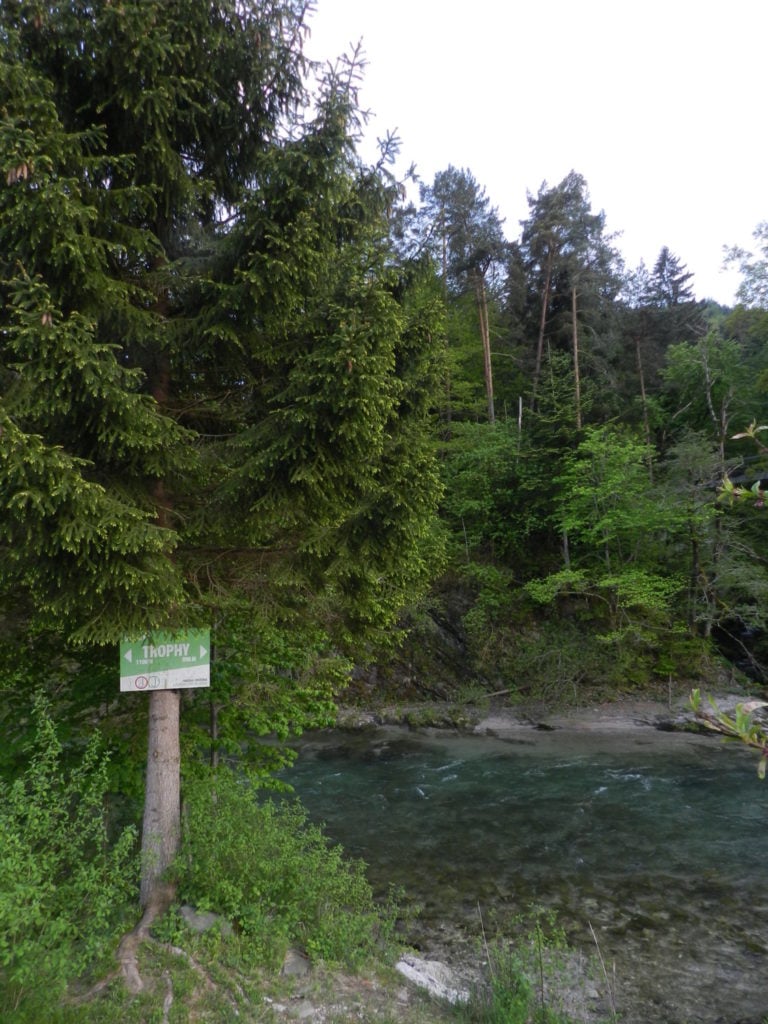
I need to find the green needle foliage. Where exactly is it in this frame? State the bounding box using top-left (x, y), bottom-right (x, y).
top-left (0, 0), bottom-right (444, 917)
top-left (0, 2), bottom-right (443, 651)
top-left (0, 3), bottom-right (443, 730)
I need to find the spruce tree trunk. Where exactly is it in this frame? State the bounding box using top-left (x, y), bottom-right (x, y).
top-left (531, 251), bottom-right (552, 410)
top-left (634, 332), bottom-right (654, 482)
top-left (474, 272), bottom-right (495, 424)
top-left (139, 688), bottom-right (181, 910)
top-left (572, 287), bottom-right (582, 430)
top-left (139, 352), bottom-right (182, 914)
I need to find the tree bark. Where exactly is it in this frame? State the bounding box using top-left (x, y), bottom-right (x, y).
top-left (139, 688), bottom-right (181, 909)
top-left (474, 271), bottom-right (495, 424)
top-left (531, 249), bottom-right (553, 411)
top-left (210, 700), bottom-right (221, 769)
top-left (139, 349), bottom-right (181, 914)
top-left (571, 286), bottom-right (582, 430)
top-left (634, 331), bottom-right (654, 483)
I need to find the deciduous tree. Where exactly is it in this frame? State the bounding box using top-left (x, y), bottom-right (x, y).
top-left (724, 222), bottom-right (768, 309)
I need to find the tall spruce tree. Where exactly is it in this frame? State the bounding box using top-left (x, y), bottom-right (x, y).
top-left (0, 1), bottom-right (443, 916)
top-left (617, 248), bottom-right (704, 460)
top-left (645, 247), bottom-right (705, 349)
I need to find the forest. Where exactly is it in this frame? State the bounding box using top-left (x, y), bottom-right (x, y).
top-left (390, 165), bottom-right (768, 703)
top-left (0, 1), bottom-right (766, 1021)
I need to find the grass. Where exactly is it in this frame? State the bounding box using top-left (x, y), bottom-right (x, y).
top-left (20, 933), bottom-right (459, 1024)
top-left (455, 907), bottom-right (613, 1024)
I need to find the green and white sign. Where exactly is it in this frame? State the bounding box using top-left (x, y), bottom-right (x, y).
top-left (120, 629), bottom-right (210, 692)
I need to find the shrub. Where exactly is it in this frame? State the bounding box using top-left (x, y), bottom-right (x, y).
top-left (178, 768), bottom-right (400, 969)
top-left (0, 695), bottom-right (138, 1018)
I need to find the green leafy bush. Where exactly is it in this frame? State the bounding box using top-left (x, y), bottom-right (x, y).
top-left (0, 696), bottom-right (138, 1017)
top-left (178, 768), bottom-right (400, 968)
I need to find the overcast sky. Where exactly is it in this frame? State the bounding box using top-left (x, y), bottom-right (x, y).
top-left (306, 0), bottom-right (766, 305)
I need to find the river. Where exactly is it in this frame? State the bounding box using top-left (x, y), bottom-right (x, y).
top-left (279, 720), bottom-right (768, 1023)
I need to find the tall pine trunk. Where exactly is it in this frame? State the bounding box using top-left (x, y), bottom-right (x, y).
top-left (634, 332), bottom-right (654, 482)
top-left (474, 271), bottom-right (495, 424)
top-left (139, 689), bottom-right (181, 909)
top-left (572, 287), bottom-right (582, 430)
top-left (139, 349), bottom-right (182, 914)
top-left (531, 249), bottom-right (553, 410)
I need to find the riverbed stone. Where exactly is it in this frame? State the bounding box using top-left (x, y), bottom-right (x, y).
top-left (395, 953), bottom-right (470, 1004)
top-left (281, 947), bottom-right (312, 977)
top-left (179, 904), bottom-right (233, 936)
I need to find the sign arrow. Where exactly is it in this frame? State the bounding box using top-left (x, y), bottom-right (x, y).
top-left (120, 629), bottom-right (210, 693)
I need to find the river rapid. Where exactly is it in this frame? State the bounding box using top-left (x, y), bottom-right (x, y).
top-left (280, 708), bottom-right (768, 1024)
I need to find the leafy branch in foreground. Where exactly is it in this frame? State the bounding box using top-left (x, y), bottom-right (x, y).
top-left (719, 422), bottom-right (768, 507)
top-left (697, 421), bottom-right (768, 778)
top-left (689, 688), bottom-right (768, 778)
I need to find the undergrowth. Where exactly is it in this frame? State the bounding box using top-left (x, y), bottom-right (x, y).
top-left (0, 695), bottom-right (137, 1020)
top-left (0, 703), bottom-right (408, 1022)
top-left (176, 768), bottom-right (404, 970)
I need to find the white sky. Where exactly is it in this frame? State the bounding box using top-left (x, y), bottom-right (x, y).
top-left (305, 0), bottom-right (766, 305)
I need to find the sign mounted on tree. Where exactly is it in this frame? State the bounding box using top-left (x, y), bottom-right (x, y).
top-left (120, 630), bottom-right (210, 692)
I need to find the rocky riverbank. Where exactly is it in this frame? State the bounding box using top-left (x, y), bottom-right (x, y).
top-left (336, 687), bottom-right (760, 739)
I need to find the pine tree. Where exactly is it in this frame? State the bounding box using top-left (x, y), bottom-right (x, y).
top-left (518, 174), bottom-right (626, 421)
top-left (518, 171), bottom-right (622, 420)
top-left (420, 166), bottom-right (507, 423)
top-left (1, 2), bottom-right (443, 915)
top-left (617, 248), bottom-right (705, 461)
top-left (644, 247), bottom-right (705, 349)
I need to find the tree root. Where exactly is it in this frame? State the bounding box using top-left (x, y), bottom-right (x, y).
top-left (69, 882), bottom-right (178, 1002)
top-left (117, 881), bottom-right (176, 994)
top-left (69, 886), bottom-right (221, 1013)
top-left (118, 925), bottom-right (148, 995)
top-left (161, 970), bottom-right (173, 1024)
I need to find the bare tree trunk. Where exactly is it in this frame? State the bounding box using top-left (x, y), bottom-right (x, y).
top-left (474, 271), bottom-right (495, 424)
top-left (531, 250), bottom-right (553, 410)
top-left (688, 520), bottom-right (700, 630)
top-left (210, 700), bottom-right (221, 769)
top-left (139, 688), bottom-right (181, 910)
top-left (634, 332), bottom-right (654, 483)
top-left (699, 339), bottom-right (731, 639)
top-left (562, 528), bottom-right (570, 568)
top-left (571, 286), bottom-right (582, 430)
top-left (440, 206), bottom-right (448, 302)
top-left (700, 340), bottom-right (730, 471)
top-left (438, 207), bottom-right (453, 425)
top-left (517, 395), bottom-right (523, 454)
top-left (138, 347), bottom-right (182, 916)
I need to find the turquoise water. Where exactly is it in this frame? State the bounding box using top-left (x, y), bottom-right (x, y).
top-left (280, 726), bottom-right (768, 1023)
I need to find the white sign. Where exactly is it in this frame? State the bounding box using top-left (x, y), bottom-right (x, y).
top-left (120, 629), bottom-right (210, 692)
